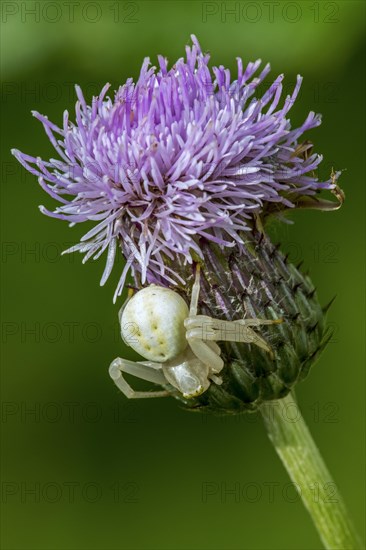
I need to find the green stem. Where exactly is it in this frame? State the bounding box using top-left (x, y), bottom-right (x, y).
top-left (260, 391), bottom-right (362, 549)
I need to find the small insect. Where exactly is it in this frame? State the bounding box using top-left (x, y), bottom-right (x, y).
top-left (290, 140), bottom-right (313, 160)
top-left (109, 266), bottom-right (282, 399)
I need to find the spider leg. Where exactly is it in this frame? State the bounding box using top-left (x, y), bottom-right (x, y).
top-left (205, 340), bottom-right (221, 356)
top-left (186, 267), bottom-right (224, 374)
top-left (237, 326), bottom-right (274, 356)
top-left (189, 264), bottom-right (201, 316)
top-left (236, 318), bottom-right (283, 328)
top-left (109, 357), bottom-right (170, 399)
top-left (186, 316), bottom-right (282, 358)
top-left (186, 336), bottom-right (224, 374)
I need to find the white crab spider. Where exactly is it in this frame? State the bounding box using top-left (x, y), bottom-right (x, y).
top-left (109, 266), bottom-right (282, 399)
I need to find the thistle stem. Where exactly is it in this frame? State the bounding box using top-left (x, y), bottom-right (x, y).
top-left (260, 391), bottom-right (362, 549)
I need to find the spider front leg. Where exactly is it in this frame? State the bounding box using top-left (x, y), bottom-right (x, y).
top-left (186, 336), bottom-right (225, 374)
top-left (109, 358), bottom-right (170, 399)
top-left (185, 264), bottom-right (224, 375)
top-left (186, 316), bottom-right (282, 358)
top-left (186, 264), bottom-right (282, 360)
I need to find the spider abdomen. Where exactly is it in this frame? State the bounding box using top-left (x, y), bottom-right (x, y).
top-left (120, 285), bottom-right (189, 362)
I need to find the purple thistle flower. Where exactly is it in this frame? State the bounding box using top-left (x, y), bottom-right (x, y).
top-left (12, 35), bottom-right (338, 302)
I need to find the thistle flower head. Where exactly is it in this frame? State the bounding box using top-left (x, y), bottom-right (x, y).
top-left (12, 35), bottom-right (337, 301)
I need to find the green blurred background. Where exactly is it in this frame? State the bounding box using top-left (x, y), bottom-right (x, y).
top-left (1, 1), bottom-right (365, 549)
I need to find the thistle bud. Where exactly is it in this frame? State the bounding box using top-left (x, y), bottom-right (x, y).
top-left (173, 230), bottom-right (333, 413)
